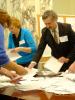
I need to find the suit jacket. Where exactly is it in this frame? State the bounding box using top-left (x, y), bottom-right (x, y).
top-left (33, 22), bottom-right (75, 70)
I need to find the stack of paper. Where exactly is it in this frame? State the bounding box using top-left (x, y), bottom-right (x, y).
top-left (15, 73), bottom-right (75, 94)
top-left (64, 73), bottom-right (75, 81)
top-left (22, 68), bottom-right (38, 80)
top-left (44, 77), bottom-right (75, 94)
top-left (0, 82), bottom-right (15, 88)
top-left (0, 75), bottom-right (15, 88)
top-left (15, 79), bottom-right (41, 91)
top-left (0, 75), bottom-right (11, 82)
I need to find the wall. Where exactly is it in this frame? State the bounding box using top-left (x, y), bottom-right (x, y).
top-left (53, 0), bottom-right (75, 15)
top-left (0, 0), bottom-right (75, 49)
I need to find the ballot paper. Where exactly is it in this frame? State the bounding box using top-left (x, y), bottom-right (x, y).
top-left (15, 72), bottom-right (75, 94)
top-left (21, 68), bottom-right (38, 80)
top-left (6, 50), bottom-right (21, 61)
top-left (15, 81), bottom-right (40, 91)
top-left (0, 75), bottom-right (15, 88)
top-left (44, 57), bottom-right (63, 73)
top-left (15, 77), bottom-right (49, 91)
top-left (0, 82), bottom-right (15, 88)
top-left (44, 77), bottom-right (75, 94)
top-left (64, 73), bottom-right (75, 81)
top-left (15, 67), bottom-right (75, 94)
top-left (0, 75), bottom-right (11, 82)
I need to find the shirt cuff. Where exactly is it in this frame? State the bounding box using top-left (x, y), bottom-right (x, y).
top-left (31, 61), bottom-right (37, 65)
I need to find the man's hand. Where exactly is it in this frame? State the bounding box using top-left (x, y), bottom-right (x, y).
top-left (28, 61), bottom-right (37, 69)
top-left (58, 57), bottom-right (69, 63)
top-left (68, 62), bottom-right (75, 73)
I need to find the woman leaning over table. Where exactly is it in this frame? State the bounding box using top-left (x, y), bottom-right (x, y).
top-left (0, 9), bottom-right (27, 80)
top-left (8, 17), bottom-right (37, 67)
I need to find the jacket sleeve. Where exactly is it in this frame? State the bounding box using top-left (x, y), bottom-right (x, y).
top-left (67, 24), bottom-right (75, 61)
top-left (32, 28), bottom-right (47, 63)
top-left (0, 24), bottom-right (9, 66)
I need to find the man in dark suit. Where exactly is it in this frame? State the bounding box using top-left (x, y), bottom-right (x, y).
top-left (28, 10), bottom-right (75, 72)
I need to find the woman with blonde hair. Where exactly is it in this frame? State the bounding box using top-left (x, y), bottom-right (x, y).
top-left (8, 17), bottom-right (37, 67)
top-left (0, 9), bottom-right (27, 80)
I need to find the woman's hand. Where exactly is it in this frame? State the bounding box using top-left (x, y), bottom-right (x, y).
top-left (10, 47), bottom-right (21, 53)
top-left (0, 68), bottom-right (22, 83)
top-left (0, 67), bottom-right (16, 79)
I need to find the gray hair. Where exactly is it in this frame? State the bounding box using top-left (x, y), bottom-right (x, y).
top-left (42, 10), bottom-right (58, 20)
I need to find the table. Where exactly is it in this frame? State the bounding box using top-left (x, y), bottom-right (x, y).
top-left (1, 86), bottom-right (75, 100)
top-left (0, 87), bottom-right (49, 100)
top-left (48, 93), bottom-right (75, 100)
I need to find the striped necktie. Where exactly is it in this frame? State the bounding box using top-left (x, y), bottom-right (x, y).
top-left (53, 30), bottom-right (59, 44)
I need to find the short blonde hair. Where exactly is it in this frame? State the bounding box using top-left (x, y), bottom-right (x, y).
top-left (10, 17), bottom-right (21, 29)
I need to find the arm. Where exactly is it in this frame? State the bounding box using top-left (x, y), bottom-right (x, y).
top-left (4, 61), bottom-right (27, 75)
top-left (68, 62), bottom-right (75, 73)
top-left (28, 29), bottom-right (47, 68)
top-left (23, 29), bottom-right (37, 53)
top-left (32, 35), bottom-right (46, 63)
top-left (66, 24), bottom-right (75, 61)
top-left (0, 67), bottom-right (24, 83)
top-left (0, 24), bottom-right (10, 66)
top-left (11, 47), bottom-right (32, 53)
top-left (18, 47), bottom-right (32, 53)
top-left (10, 29), bottom-right (37, 53)
top-left (0, 67), bottom-right (17, 79)
top-left (58, 24), bottom-right (75, 63)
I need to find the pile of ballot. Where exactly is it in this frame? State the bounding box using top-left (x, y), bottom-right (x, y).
top-left (0, 75), bottom-right (15, 88)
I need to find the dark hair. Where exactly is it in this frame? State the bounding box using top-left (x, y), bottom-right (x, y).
top-left (42, 10), bottom-right (58, 20)
top-left (0, 9), bottom-right (11, 27)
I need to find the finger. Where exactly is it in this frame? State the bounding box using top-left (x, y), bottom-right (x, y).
top-left (11, 76), bottom-right (22, 83)
top-left (28, 66), bottom-right (33, 69)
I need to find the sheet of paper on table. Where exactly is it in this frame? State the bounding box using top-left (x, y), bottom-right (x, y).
top-left (15, 77), bottom-right (49, 91)
top-left (22, 68), bottom-right (38, 80)
top-left (0, 75), bottom-right (11, 82)
top-left (6, 50), bottom-right (21, 61)
top-left (44, 77), bottom-right (75, 94)
top-left (63, 73), bottom-right (75, 81)
top-left (0, 75), bottom-right (15, 88)
top-left (15, 69), bottom-right (75, 94)
top-left (0, 82), bottom-right (15, 88)
top-left (44, 56), bottom-right (63, 73)
top-left (15, 76), bottom-right (75, 94)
